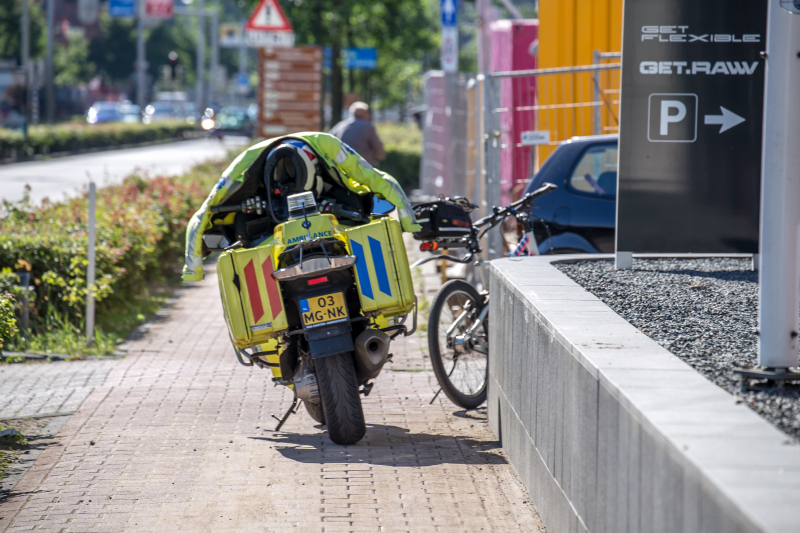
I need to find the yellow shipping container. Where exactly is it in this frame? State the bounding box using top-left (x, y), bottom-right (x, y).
top-left (535, 0), bottom-right (622, 160)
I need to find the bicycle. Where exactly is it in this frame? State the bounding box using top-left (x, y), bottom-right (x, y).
top-left (410, 183), bottom-right (557, 409)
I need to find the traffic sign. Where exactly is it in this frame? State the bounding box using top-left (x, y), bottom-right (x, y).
top-left (220, 23), bottom-right (242, 47)
top-left (441, 0), bottom-right (458, 27)
top-left (344, 48), bottom-right (377, 70)
top-left (257, 46), bottom-right (322, 137)
top-left (441, 27), bottom-right (458, 73)
top-left (145, 0), bottom-right (173, 19)
top-left (109, 0), bottom-right (135, 18)
top-left (246, 0), bottom-right (292, 32)
top-left (77, 0), bottom-right (98, 24)
top-left (616, 0), bottom-right (767, 253)
top-left (440, 0), bottom-right (458, 72)
top-left (245, 0), bottom-right (294, 48)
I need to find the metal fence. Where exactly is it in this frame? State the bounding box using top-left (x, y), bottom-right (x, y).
top-left (480, 60), bottom-right (621, 257)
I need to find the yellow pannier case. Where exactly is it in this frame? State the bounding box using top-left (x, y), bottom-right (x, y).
top-left (344, 218), bottom-right (415, 318)
top-left (217, 242), bottom-right (289, 349)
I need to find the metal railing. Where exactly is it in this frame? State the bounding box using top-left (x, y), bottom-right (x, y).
top-left (478, 59), bottom-right (622, 258)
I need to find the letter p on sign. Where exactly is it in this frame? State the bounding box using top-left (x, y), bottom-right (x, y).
top-left (648, 93), bottom-right (698, 142)
top-left (660, 100), bottom-right (686, 135)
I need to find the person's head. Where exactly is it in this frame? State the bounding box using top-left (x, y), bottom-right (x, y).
top-left (349, 101), bottom-right (370, 121)
top-left (264, 140), bottom-right (323, 197)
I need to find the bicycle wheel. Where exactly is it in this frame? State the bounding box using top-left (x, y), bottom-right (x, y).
top-left (428, 280), bottom-right (488, 409)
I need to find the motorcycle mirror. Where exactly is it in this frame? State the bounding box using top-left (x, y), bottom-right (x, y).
top-left (372, 197), bottom-right (394, 215)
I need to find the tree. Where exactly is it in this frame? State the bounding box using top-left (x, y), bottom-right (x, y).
top-left (0, 0), bottom-right (46, 63)
top-left (273, 0), bottom-right (440, 120)
top-left (54, 29), bottom-right (96, 87)
top-left (87, 12), bottom-right (137, 84)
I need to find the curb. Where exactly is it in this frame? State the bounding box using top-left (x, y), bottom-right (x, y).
top-left (0, 131), bottom-right (208, 165)
top-left (0, 414), bottom-right (73, 497)
top-left (0, 287), bottom-right (188, 363)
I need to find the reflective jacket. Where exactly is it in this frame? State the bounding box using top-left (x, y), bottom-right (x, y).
top-left (183, 131), bottom-right (420, 282)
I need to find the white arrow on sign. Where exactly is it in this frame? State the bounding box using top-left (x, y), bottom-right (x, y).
top-left (704, 106), bottom-right (745, 133)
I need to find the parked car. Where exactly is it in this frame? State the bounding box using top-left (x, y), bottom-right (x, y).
top-left (86, 102), bottom-right (121, 124)
top-left (118, 102), bottom-right (141, 123)
top-left (210, 106), bottom-right (255, 138)
top-left (524, 134), bottom-right (618, 254)
top-left (142, 101), bottom-right (198, 125)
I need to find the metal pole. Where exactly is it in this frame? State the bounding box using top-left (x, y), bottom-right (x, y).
top-left (45, 0), bottom-right (54, 124)
top-left (210, 9), bottom-right (219, 106)
top-left (756, 3), bottom-right (800, 370)
top-left (86, 183), bottom-right (96, 345)
top-left (17, 273), bottom-right (30, 332)
top-left (238, 21), bottom-right (246, 105)
top-left (196, 0), bottom-right (205, 113)
top-left (136, 0), bottom-right (147, 109)
top-left (483, 76), bottom-right (501, 259)
top-left (21, 0), bottom-right (30, 134)
top-left (593, 49), bottom-right (600, 136)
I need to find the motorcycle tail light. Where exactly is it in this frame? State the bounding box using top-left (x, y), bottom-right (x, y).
top-left (308, 276), bottom-right (328, 285)
top-left (420, 241), bottom-right (439, 252)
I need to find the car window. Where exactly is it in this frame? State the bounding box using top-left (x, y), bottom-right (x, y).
top-left (567, 143), bottom-right (618, 199)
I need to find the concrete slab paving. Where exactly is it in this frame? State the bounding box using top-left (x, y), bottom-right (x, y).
top-left (0, 262), bottom-right (544, 533)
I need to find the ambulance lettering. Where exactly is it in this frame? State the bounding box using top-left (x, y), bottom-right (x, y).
top-left (287, 231), bottom-right (333, 244)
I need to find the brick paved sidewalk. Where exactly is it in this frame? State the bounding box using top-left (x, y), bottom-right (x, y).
top-left (0, 264), bottom-right (544, 533)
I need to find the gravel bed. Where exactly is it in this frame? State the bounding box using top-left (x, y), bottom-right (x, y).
top-left (555, 257), bottom-right (800, 442)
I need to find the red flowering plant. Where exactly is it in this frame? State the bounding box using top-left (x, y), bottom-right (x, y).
top-left (0, 158), bottom-right (228, 351)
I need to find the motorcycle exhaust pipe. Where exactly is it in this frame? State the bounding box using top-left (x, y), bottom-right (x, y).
top-left (353, 328), bottom-right (390, 380)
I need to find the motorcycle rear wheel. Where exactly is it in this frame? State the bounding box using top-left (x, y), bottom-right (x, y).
top-left (315, 352), bottom-right (366, 445)
top-left (304, 401), bottom-right (325, 424)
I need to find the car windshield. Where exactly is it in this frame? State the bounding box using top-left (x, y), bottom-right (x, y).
top-left (92, 103), bottom-right (119, 111)
top-left (150, 102), bottom-right (175, 114)
top-left (219, 107), bottom-right (246, 116)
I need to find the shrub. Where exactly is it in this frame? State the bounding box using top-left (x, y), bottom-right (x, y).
top-left (0, 121), bottom-right (197, 161)
top-left (0, 159), bottom-right (227, 344)
top-left (376, 122), bottom-right (422, 191)
top-left (0, 294), bottom-right (17, 352)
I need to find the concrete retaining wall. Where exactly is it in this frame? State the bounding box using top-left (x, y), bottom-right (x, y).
top-left (488, 257), bottom-right (800, 533)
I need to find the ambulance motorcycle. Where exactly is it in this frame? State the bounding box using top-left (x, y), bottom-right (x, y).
top-left (207, 187), bottom-right (416, 446)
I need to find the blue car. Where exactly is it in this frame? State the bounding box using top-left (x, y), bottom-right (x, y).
top-left (524, 134), bottom-right (618, 254)
top-left (86, 102), bottom-right (121, 124)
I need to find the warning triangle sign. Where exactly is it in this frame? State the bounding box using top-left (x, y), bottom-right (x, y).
top-left (246, 0), bottom-right (293, 32)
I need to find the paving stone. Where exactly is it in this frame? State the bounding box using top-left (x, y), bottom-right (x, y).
top-left (0, 262), bottom-right (545, 533)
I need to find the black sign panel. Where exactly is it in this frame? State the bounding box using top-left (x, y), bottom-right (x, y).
top-left (616, 1), bottom-right (767, 253)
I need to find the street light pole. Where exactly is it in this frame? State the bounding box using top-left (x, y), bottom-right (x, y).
top-left (45, 0), bottom-right (54, 123)
top-left (21, 0), bottom-right (30, 134)
top-left (136, 0), bottom-right (147, 108)
top-left (753, 3), bottom-right (800, 375)
top-left (196, 0), bottom-right (205, 113)
top-left (210, 9), bottom-right (219, 106)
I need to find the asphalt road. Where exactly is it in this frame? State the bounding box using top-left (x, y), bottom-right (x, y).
top-left (0, 137), bottom-right (252, 205)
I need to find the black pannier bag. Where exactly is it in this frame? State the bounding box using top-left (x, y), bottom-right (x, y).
top-left (412, 200), bottom-right (473, 240)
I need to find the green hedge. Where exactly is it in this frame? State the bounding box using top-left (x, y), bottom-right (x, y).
top-left (0, 121), bottom-right (198, 161)
top-left (376, 122), bottom-right (422, 192)
top-left (0, 159), bottom-right (227, 346)
top-left (0, 294), bottom-right (16, 352)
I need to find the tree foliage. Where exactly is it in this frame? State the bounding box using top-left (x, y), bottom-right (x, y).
top-left (0, 0), bottom-right (46, 63)
top-left (54, 30), bottom-right (96, 87)
top-left (273, 0), bottom-right (441, 115)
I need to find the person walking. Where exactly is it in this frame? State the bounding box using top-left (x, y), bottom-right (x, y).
top-left (330, 101), bottom-right (386, 167)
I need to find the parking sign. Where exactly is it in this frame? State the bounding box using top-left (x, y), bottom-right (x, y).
top-left (616, 0), bottom-right (766, 253)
